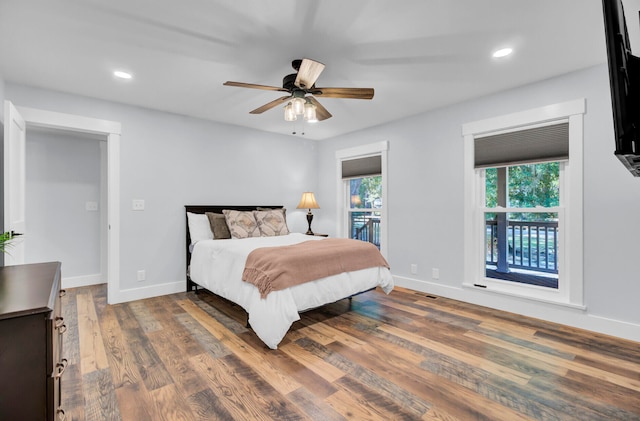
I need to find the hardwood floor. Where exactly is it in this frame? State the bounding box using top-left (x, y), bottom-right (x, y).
top-left (60, 284), bottom-right (640, 420)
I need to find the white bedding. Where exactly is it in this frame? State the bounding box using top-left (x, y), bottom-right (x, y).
top-left (189, 233), bottom-right (394, 349)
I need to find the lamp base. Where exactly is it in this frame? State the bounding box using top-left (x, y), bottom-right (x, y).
top-left (306, 210), bottom-right (314, 235)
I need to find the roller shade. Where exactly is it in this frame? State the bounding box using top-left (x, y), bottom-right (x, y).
top-left (474, 122), bottom-right (569, 168)
top-left (342, 155), bottom-right (382, 179)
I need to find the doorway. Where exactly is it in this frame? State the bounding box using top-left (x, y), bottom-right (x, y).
top-left (3, 101), bottom-right (121, 302)
top-left (25, 127), bottom-right (106, 288)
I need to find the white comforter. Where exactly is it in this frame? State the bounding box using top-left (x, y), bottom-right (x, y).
top-left (189, 233), bottom-right (394, 349)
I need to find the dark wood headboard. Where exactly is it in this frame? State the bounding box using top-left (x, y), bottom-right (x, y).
top-left (184, 205), bottom-right (283, 291)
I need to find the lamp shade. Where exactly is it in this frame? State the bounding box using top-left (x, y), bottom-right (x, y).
top-left (296, 192), bottom-right (320, 209)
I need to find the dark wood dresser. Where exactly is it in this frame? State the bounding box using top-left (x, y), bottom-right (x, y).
top-left (0, 262), bottom-right (66, 420)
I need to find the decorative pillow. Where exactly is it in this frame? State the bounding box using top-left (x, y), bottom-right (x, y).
top-left (223, 210), bottom-right (260, 239)
top-left (205, 212), bottom-right (232, 239)
top-left (254, 209), bottom-right (290, 236)
top-left (187, 212), bottom-right (213, 244)
top-left (257, 207), bottom-right (287, 222)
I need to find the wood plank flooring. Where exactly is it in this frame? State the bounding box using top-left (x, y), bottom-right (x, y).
top-left (60, 284), bottom-right (640, 420)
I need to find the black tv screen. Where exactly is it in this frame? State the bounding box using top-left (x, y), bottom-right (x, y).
top-left (602, 0), bottom-right (640, 176)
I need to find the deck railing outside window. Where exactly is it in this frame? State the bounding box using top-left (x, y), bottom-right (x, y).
top-left (350, 213), bottom-right (380, 249)
top-left (485, 220), bottom-right (558, 273)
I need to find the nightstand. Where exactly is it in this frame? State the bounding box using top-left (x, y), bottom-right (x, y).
top-left (306, 233), bottom-right (328, 237)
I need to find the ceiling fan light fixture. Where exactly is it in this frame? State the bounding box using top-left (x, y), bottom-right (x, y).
top-left (304, 99), bottom-right (318, 122)
top-left (284, 102), bottom-right (297, 121)
top-left (291, 97), bottom-right (305, 115)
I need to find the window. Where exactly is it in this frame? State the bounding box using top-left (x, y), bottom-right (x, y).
top-left (484, 163), bottom-right (560, 288)
top-left (463, 100), bottom-right (585, 308)
top-left (336, 142), bottom-right (388, 257)
top-left (348, 175), bottom-right (382, 249)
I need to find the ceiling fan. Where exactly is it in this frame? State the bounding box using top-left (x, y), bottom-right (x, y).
top-left (223, 58), bottom-right (374, 122)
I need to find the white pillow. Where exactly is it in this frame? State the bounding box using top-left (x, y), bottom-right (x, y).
top-left (187, 212), bottom-right (213, 244)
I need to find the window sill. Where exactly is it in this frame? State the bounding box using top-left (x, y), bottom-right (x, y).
top-left (462, 281), bottom-right (586, 311)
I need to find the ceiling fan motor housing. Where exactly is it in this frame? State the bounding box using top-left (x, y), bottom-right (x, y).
top-left (282, 73), bottom-right (299, 91)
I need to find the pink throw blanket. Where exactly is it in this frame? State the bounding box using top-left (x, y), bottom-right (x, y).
top-left (242, 238), bottom-right (390, 298)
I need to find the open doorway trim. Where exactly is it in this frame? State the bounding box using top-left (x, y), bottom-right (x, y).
top-left (16, 105), bottom-right (120, 304)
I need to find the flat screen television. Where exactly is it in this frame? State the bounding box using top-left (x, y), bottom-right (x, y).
top-left (602, 0), bottom-right (640, 176)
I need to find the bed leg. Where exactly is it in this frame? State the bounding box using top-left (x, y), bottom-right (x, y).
top-left (246, 313), bottom-right (251, 329)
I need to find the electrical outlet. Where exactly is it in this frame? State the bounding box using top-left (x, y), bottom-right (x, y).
top-left (85, 201), bottom-right (98, 211)
top-left (132, 199), bottom-right (145, 211)
top-left (137, 270), bottom-right (146, 281)
top-left (410, 264), bottom-right (418, 274)
top-left (432, 268), bottom-right (440, 280)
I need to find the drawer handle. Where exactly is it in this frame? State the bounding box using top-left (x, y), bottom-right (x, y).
top-left (57, 408), bottom-right (67, 421)
top-left (55, 359), bottom-right (68, 378)
top-left (55, 317), bottom-right (67, 334)
top-left (59, 289), bottom-right (66, 297)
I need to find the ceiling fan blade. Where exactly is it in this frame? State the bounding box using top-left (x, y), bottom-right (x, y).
top-left (249, 95), bottom-right (292, 114)
top-left (224, 81), bottom-right (287, 92)
top-left (308, 96), bottom-right (332, 121)
top-left (294, 58), bottom-right (325, 89)
top-left (313, 87), bottom-right (374, 100)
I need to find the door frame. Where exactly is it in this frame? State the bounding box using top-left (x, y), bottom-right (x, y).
top-left (13, 104), bottom-right (121, 304)
top-left (3, 101), bottom-right (27, 265)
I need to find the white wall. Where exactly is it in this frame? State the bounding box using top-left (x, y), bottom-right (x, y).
top-left (317, 64), bottom-right (640, 342)
top-left (25, 129), bottom-right (102, 280)
top-left (5, 83), bottom-right (317, 299)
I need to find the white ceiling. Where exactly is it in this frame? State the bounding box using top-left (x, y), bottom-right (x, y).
top-left (0, 0), bottom-right (607, 140)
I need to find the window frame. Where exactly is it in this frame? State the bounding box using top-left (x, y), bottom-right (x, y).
top-left (336, 141), bottom-right (388, 258)
top-left (463, 100), bottom-right (585, 308)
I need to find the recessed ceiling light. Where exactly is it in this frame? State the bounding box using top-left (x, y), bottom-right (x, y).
top-left (492, 48), bottom-right (513, 58)
top-left (113, 70), bottom-right (132, 80)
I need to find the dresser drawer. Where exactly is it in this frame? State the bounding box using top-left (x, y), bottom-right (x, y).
top-left (50, 288), bottom-right (66, 375)
top-left (50, 287), bottom-right (67, 420)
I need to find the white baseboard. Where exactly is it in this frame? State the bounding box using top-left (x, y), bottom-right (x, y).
top-left (109, 280), bottom-right (185, 304)
top-left (62, 273), bottom-right (104, 289)
top-left (393, 275), bottom-right (640, 344)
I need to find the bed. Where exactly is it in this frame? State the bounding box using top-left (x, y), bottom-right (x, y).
top-left (185, 205), bottom-right (394, 349)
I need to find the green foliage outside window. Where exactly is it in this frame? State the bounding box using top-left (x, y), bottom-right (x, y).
top-left (485, 162), bottom-right (559, 221)
top-left (350, 176), bottom-right (382, 208)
